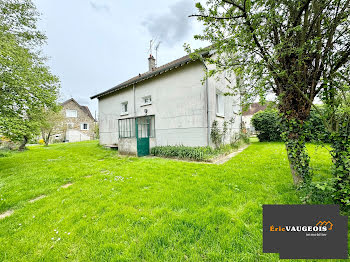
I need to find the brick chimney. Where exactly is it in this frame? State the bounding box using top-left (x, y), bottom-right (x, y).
top-left (148, 54), bottom-right (155, 71)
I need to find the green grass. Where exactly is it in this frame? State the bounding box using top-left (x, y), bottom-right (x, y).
top-left (0, 141), bottom-right (348, 261)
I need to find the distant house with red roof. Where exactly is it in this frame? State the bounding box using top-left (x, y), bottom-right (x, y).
top-left (242, 103), bottom-right (268, 133)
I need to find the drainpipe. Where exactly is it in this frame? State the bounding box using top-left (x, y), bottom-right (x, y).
top-left (201, 57), bottom-right (210, 147)
top-left (133, 84), bottom-right (136, 117)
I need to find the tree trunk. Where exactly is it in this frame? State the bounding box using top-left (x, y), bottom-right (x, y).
top-left (45, 130), bottom-right (51, 146)
top-left (18, 135), bottom-right (28, 151)
top-left (285, 141), bottom-right (309, 185)
top-left (329, 132), bottom-right (350, 211)
top-left (280, 114), bottom-right (311, 186)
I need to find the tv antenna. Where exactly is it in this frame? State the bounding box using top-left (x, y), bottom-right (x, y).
top-left (148, 40), bottom-right (154, 56)
top-left (155, 41), bottom-right (161, 67)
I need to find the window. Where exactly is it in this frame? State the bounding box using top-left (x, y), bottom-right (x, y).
top-left (121, 102), bottom-right (128, 115)
top-left (118, 118), bottom-right (135, 138)
top-left (81, 123), bottom-right (89, 130)
top-left (66, 109), bottom-right (77, 118)
top-left (216, 92), bottom-right (225, 116)
top-left (142, 96), bottom-right (152, 106)
top-left (118, 116), bottom-right (155, 138)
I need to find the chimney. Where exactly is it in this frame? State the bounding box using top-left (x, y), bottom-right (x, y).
top-left (148, 54), bottom-right (155, 71)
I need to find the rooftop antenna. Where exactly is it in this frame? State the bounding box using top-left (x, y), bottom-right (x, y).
top-left (148, 40), bottom-right (154, 56)
top-left (155, 41), bottom-right (161, 67)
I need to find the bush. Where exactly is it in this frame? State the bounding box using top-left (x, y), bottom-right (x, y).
top-left (304, 107), bottom-right (330, 143)
top-left (151, 145), bottom-right (212, 161)
top-left (252, 107), bottom-right (330, 143)
top-left (151, 138), bottom-right (248, 161)
top-left (251, 109), bottom-right (282, 141)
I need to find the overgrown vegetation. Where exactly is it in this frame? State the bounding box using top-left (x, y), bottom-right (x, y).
top-left (151, 138), bottom-right (247, 161)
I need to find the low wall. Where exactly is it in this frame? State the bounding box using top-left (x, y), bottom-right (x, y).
top-left (119, 138), bottom-right (137, 156)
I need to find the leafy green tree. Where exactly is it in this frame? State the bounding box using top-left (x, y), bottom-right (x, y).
top-left (0, 0), bottom-right (60, 150)
top-left (39, 107), bottom-right (64, 146)
top-left (189, 0), bottom-right (350, 185)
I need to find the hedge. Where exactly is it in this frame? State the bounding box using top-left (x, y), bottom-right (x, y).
top-left (251, 107), bottom-right (330, 142)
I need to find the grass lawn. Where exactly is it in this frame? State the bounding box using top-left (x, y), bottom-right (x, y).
top-left (0, 141), bottom-right (348, 261)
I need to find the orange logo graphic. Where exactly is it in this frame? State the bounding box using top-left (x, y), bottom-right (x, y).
top-left (316, 221), bottom-right (333, 230)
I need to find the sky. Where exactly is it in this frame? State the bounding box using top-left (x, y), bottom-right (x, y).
top-left (33, 0), bottom-right (207, 117)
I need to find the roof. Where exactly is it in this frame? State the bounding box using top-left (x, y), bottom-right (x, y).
top-left (90, 51), bottom-right (209, 100)
top-left (242, 102), bottom-right (268, 116)
top-left (61, 98), bottom-right (96, 121)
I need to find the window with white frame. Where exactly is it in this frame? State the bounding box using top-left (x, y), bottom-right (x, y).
top-left (121, 102), bottom-right (128, 115)
top-left (142, 96), bottom-right (152, 106)
top-left (216, 92), bottom-right (225, 116)
top-left (66, 109), bottom-right (77, 118)
top-left (81, 123), bottom-right (89, 130)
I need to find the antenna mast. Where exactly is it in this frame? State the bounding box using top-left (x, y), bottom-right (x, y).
top-left (155, 41), bottom-right (161, 67)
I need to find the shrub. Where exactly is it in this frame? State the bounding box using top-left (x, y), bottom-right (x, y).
top-left (304, 107), bottom-right (330, 143)
top-left (210, 120), bottom-right (222, 148)
top-left (251, 109), bottom-right (282, 141)
top-left (251, 107), bottom-right (330, 143)
top-left (151, 145), bottom-right (209, 161)
top-left (151, 138), bottom-right (248, 161)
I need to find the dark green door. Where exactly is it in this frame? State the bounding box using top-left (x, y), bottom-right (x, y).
top-left (136, 117), bottom-right (150, 157)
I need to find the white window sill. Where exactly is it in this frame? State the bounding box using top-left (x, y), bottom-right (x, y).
top-left (120, 112), bottom-right (128, 116)
top-left (140, 102), bottom-right (152, 107)
top-left (216, 113), bottom-right (225, 118)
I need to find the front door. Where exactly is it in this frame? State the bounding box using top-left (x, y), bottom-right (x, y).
top-left (136, 117), bottom-right (150, 156)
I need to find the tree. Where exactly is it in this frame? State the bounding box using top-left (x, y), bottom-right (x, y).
top-left (39, 107), bottom-right (64, 146)
top-left (0, 0), bottom-right (60, 150)
top-left (189, 0), bottom-right (350, 185)
top-left (322, 84), bottom-right (350, 210)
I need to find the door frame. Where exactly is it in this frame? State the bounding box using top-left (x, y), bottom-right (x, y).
top-left (136, 116), bottom-right (150, 156)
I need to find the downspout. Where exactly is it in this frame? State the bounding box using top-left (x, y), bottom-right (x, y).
top-left (133, 84), bottom-right (136, 117)
top-left (201, 57), bottom-right (210, 147)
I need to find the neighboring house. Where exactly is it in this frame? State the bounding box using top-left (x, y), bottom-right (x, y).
top-left (55, 98), bottom-right (96, 142)
top-left (91, 51), bottom-right (242, 156)
top-left (242, 102), bottom-right (268, 133)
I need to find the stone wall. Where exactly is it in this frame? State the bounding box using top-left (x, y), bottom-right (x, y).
top-left (53, 99), bottom-right (96, 142)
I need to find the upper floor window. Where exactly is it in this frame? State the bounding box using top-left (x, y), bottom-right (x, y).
top-left (121, 102), bottom-right (128, 115)
top-left (142, 96), bottom-right (152, 106)
top-left (81, 123), bottom-right (89, 130)
top-left (216, 92), bottom-right (224, 117)
top-left (66, 109), bottom-right (77, 118)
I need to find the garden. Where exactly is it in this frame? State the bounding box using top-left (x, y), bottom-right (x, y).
top-left (0, 140), bottom-right (349, 261)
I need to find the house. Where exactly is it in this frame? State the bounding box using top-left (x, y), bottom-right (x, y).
top-left (242, 102), bottom-right (268, 134)
top-left (91, 51), bottom-right (242, 156)
top-left (55, 98), bottom-right (96, 142)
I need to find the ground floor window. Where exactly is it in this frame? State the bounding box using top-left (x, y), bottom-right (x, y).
top-left (118, 118), bottom-right (135, 138)
top-left (118, 116), bottom-right (155, 138)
